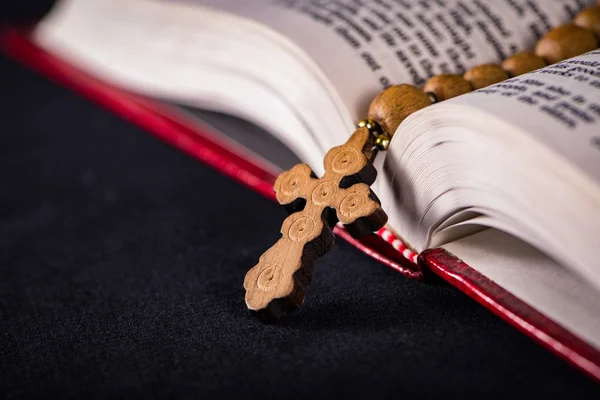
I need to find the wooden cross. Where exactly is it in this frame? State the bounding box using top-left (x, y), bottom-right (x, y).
top-left (243, 127), bottom-right (388, 321)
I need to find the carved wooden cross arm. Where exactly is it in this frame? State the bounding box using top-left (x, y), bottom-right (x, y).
top-left (243, 127), bottom-right (388, 321)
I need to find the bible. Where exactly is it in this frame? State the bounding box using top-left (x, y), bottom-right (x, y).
top-left (3, 0), bottom-right (600, 380)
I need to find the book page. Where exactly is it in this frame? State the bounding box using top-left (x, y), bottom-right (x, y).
top-left (447, 50), bottom-right (600, 183)
top-left (191, 0), bottom-right (591, 121)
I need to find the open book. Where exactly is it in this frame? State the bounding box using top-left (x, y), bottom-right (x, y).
top-left (18, 0), bottom-right (600, 378)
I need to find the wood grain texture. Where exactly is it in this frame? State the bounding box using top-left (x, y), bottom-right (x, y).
top-left (244, 128), bottom-right (388, 321)
top-left (535, 24), bottom-right (598, 64)
top-left (502, 51), bottom-right (547, 77)
top-left (367, 84), bottom-right (432, 137)
top-left (463, 64), bottom-right (509, 89)
top-left (574, 6), bottom-right (600, 37)
top-left (423, 74), bottom-right (472, 101)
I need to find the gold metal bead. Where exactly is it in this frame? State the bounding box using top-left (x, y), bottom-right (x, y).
top-left (374, 134), bottom-right (391, 151)
top-left (357, 118), bottom-right (381, 134)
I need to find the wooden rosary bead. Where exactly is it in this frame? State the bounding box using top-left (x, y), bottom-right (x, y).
top-left (463, 64), bottom-right (509, 89)
top-left (368, 84), bottom-right (432, 136)
top-left (574, 6), bottom-right (600, 36)
top-left (423, 74), bottom-right (473, 101)
top-left (535, 24), bottom-right (598, 64)
top-left (502, 51), bottom-right (547, 76)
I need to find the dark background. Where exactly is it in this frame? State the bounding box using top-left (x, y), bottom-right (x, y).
top-left (1, 1), bottom-right (599, 398)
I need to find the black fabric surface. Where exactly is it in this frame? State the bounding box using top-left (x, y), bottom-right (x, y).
top-left (1, 50), bottom-right (599, 398)
top-left (0, 0), bottom-right (53, 24)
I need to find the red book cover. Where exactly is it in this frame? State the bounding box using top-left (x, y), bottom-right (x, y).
top-left (2, 27), bottom-right (599, 382)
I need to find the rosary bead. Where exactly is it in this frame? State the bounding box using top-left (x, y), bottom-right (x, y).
top-left (357, 118), bottom-right (381, 133)
top-left (367, 84), bottom-right (432, 136)
top-left (502, 51), bottom-right (547, 76)
top-left (463, 64), bottom-right (509, 89)
top-left (535, 24), bottom-right (598, 64)
top-left (423, 74), bottom-right (473, 101)
top-left (574, 6), bottom-right (600, 36)
top-left (374, 134), bottom-right (391, 151)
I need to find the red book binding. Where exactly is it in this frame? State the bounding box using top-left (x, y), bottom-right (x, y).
top-left (2, 27), bottom-right (599, 382)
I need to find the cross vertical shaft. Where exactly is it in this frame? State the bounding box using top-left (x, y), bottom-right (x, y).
top-left (244, 127), bottom-right (388, 321)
